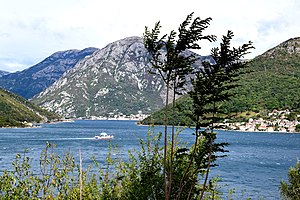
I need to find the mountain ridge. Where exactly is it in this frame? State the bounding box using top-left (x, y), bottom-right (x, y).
top-left (25, 36), bottom-right (300, 121)
top-left (32, 36), bottom-right (210, 118)
top-left (32, 36), bottom-right (165, 117)
top-left (0, 47), bottom-right (98, 99)
top-left (0, 70), bottom-right (9, 77)
top-left (261, 37), bottom-right (300, 58)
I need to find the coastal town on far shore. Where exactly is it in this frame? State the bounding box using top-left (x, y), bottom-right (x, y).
top-left (76, 110), bottom-right (149, 122)
top-left (19, 109), bottom-right (300, 133)
top-left (80, 109), bottom-right (300, 133)
top-left (215, 109), bottom-right (300, 133)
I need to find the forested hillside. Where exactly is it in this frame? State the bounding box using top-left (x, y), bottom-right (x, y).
top-left (223, 37), bottom-right (300, 113)
top-left (142, 37), bottom-right (300, 125)
top-left (0, 88), bottom-right (59, 127)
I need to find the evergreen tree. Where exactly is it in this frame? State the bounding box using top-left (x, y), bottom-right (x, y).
top-left (188, 30), bottom-right (253, 199)
top-left (280, 161), bottom-right (300, 200)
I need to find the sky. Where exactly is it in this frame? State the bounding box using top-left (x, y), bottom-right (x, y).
top-left (0, 0), bottom-right (299, 72)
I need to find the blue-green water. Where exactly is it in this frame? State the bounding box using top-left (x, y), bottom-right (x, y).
top-left (0, 120), bottom-right (299, 199)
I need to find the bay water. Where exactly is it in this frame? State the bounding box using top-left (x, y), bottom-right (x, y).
top-left (0, 120), bottom-right (299, 199)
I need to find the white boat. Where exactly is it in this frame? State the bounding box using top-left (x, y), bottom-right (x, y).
top-left (94, 132), bottom-right (114, 140)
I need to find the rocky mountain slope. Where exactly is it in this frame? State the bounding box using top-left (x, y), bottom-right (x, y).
top-left (0, 88), bottom-right (59, 127)
top-left (32, 36), bottom-right (207, 118)
top-left (0, 47), bottom-right (98, 99)
top-left (32, 36), bottom-right (164, 118)
top-left (260, 37), bottom-right (300, 58)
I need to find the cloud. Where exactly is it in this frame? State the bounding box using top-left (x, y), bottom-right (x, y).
top-left (0, 0), bottom-right (299, 72)
top-left (0, 58), bottom-right (30, 72)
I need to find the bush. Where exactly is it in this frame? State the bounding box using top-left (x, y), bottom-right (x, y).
top-left (280, 161), bottom-right (300, 200)
top-left (0, 128), bottom-right (225, 200)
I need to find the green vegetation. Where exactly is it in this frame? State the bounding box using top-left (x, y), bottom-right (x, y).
top-left (223, 48), bottom-right (300, 113)
top-left (280, 161), bottom-right (300, 200)
top-left (143, 13), bottom-right (219, 199)
top-left (0, 88), bottom-right (59, 127)
top-left (0, 133), bottom-right (225, 199)
top-left (143, 12), bottom-right (253, 199)
top-left (141, 95), bottom-right (196, 126)
top-left (296, 124), bottom-right (300, 132)
top-left (0, 142), bottom-right (110, 199)
top-left (142, 38), bottom-right (300, 126)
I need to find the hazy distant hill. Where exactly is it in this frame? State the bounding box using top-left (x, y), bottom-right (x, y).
top-left (0, 88), bottom-right (59, 127)
top-left (0, 70), bottom-right (9, 77)
top-left (0, 47), bottom-right (98, 99)
top-left (32, 36), bottom-right (208, 118)
top-left (141, 37), bottom-right (300, 125)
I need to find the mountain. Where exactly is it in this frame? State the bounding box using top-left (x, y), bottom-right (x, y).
top-left (141, 37), bottom-right (300, 125)
top-left (32, 36), bottom-right (207, 118)
top-left (32, 36), bottom-right (164, 118)
top-left (0, 88), bottom-right (59, 127)
top-left (0, 47), bottom-right (98, 99)
top-left (0, 70), bottom-right (9, 77)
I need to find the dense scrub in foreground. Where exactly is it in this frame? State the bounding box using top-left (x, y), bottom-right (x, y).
top-left (0, 135), bottom-right (225, 199)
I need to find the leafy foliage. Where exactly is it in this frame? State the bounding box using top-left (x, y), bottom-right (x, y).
top-left (141, 95), bottom-right (195, 126)
top-left (186, 30), bottom-right (253, 200)
top-left (0, 130), bottom-right (226, 200)
top-left (296, 124), bottom-right (300, 133)
top-left (143, 12), bottom-right (220, 199)
top-left (206, 37), bottom-right (300, 115)
top-left (0, 142), bottom-right (112, 200)
top-left (190, 30), bottom-right (253, 126)
top-left (143, 13), bottom-right (253, 200)
top-left (223, 53), bottom-right (300, 113)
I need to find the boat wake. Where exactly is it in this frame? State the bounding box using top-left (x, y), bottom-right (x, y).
top-left (58, 137), bottom-right (96, 140)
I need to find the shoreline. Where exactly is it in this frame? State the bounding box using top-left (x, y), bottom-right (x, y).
top-left (3, 119), bottom-right (299, 134)
top-left (216, 128), bottom-right (300, 134)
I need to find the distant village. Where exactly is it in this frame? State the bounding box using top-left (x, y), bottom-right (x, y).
top-left (80, 110), bottom-right (150, 121)
top-left (215, 109), bottom-right (300, 133)
top-left (67, 109), bottom-right (300, 133)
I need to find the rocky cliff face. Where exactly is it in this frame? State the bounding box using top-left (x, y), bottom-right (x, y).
top-left (261, 37), bottom-right (300, 58)
top-left (32, 36), bottom-right (166, 118)
top-left (0, 47), bottom-right (98, 99)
